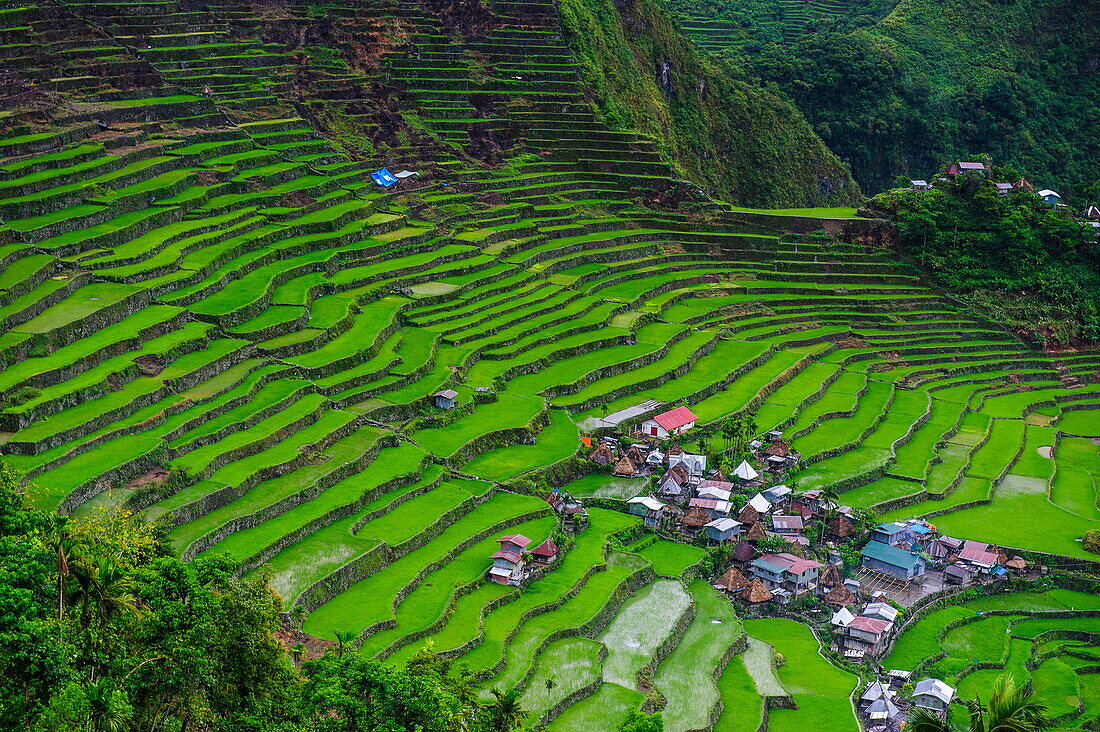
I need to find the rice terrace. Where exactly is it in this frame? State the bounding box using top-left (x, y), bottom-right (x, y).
top-left (1, 0), bottom-right (1099, 730)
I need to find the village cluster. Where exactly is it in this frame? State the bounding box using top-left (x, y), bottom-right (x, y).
top-left (911, 160), bottom-right (1100, 237)
top-left (479, 404), bottom-right (1038, 725)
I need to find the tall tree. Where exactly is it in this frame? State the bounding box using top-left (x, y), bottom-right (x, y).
top-left (484, 688), bottom-right (526, 732)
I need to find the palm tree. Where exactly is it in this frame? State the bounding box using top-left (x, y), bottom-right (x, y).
top-left (721, 419), bottom-right (738, 454)
top-left (290, 642), bottom-right (306, 667)
top-left (46, 515), bottom-right (78, 620)
top-left (69, 558), bottom-right (138, 630)
top-left (907, 674), bottom-right (1054, 732)
top-left (84, 679), bottom-right (132, 732)
top-left (544, 675), bottom-right (557, 708)
top-left (484, 688), bottom-right (526, 732)
top-left (333, 630), bottom-right (357, 658)
top-left (817, 483), bottom-right (841, 548)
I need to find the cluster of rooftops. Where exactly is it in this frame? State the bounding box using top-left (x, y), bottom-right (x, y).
top-left (487, 533), bottom-right (561, 586)
top-left (859, 675), bottom-right (957, 730)
top-left (911, 162), bottom-right (1100, 231)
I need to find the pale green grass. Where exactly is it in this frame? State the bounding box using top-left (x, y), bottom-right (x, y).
top-left (656, 581), bottom-right (743, 732)
top-left (599, 579), bottom-right (691, 687)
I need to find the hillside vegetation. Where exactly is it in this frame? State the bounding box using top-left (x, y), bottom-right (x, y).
top-left (558, 0), bottom-right (861, 207)
top-left (663, 0), bottom-right (1100, 196)
top-left (872, 174), bottom-right (1100, 345)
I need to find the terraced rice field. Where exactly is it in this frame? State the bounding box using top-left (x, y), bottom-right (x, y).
top-left (742, 618), bottom-right (860, 732)
top-left (883, 589), bottom-right (1100, 729)
top-left (1, 0), bottom-right (1099, 728)
top-left (666, 0), bottom-right (860, 54)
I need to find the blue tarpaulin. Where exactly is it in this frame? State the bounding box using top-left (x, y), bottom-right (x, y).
top-left (371, 168), bottom-right (399, 187)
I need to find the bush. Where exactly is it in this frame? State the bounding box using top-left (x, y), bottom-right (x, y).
top-left (1084, 529), bottom-right (1100, 555)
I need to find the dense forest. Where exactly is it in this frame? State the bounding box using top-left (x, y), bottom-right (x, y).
top-left (659, 0), bottom-right (1100, 197)
top-left (0, 465), bottom-right (529, 732)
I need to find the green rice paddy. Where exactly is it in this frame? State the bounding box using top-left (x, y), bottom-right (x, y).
top-left (2, 5), bottom-right (1099, 728)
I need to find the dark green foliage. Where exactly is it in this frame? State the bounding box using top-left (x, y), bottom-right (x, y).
top-left (1084, 530), bottom-right (1100, 556)
top-left (557, 0), bottom-right (861, 207)
top-left (873, 175), bottom-right (1099, 343)
top-left (0, 462), bottom-right (529, 732)
top-left (619, 709), bottom-right (665, 731)
top-left (755, 534), bottom-right (791, 553)
top-left (665, 0), bottom-right (1100, 196)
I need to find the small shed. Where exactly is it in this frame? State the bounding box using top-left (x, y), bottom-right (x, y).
top-left (431, 389), bottom-right (459, 409)
top-left (862, 602), bottom-right (899, 623)
top-left (871, 522), bottom-right (907, 546)
top-left (831, 606), bottom-right (855, 627)
top-left (741, 578), bottom-right (774, 604)
top-left (762, 484), bottom-right (791, 504)
top-left (627, 496), bottom-right (665, 517)
top-left (1087, 205), bottom-right (1100, 220)
top-left (747, 493), bottom-right (772, 515)
top-left (731, 541), bottom-right (756, 563)
top-left (698, 484), bottom-right (732, 502)
top-left (530, 539), bottom-right (560, 564)
top-left (732, 460), bottom-right (759, 482)
top-left (705, 517), bottom-right (742, 542)
top-left (824, 584), bottom-right (857, 608)
top-left (680, 505), bottom-right (711, 534)
top-left (714, 566), bottom-right (749, 592)
top-left (659, 463), bottom-right (690, 497)
top-left (589, 442), bottom-right (617, 466)
top-left (1038, 189), bottom-right (1061, 205)
top-left (669, 451), bottom-right (706, 476)
top-left (819, 563), bottom-right (844, 592)
top-left (992, 181), bottom-right (1013, 195)
top-left (613, 455), bottom-right (640, 477)
top-left (737, 503), bottom-right (761, 525)
top-left (913, 679), bottom-right (955, 712)
top-left (946, 161), bottom-right (986, 175)
top-left (771, 515), bottom-right (803, 535)
top-left (689, 497), bottom-right (732, 519)
top-left (861, 681), bottom-right (895, 706)
top-left (944, 564), bottom-right (972, 585)
top-left (910, 179), bottom-right (931, 190)
top-left (865, 697), bottom-right (901, 726)
top-left (743, 522), bottom-right (767, 542)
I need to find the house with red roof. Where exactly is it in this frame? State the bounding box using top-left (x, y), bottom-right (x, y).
top-left (530, 539), bottom-right (559, 564)
top-left (750, 552), bottom-right (825, 598)
top-left (959, 540), bottom-right (1000, 570)
top-left (639, 406), bottom-right (697, 440)
top-left (945, 161), bottom-right (986, 176)
top-left (841, 615), bottom-right (895, 657)
top-left (488, 534), bottom-right (533, 585)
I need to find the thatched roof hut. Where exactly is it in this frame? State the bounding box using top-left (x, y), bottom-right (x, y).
top-left (823, 584), bottom-right (856, 608)
top-left (714, 567), bottom-right (749, 592)
top-left (743, 522), bottom-right (767, 542)
top-left (741, 578), bottom-right (774, 604)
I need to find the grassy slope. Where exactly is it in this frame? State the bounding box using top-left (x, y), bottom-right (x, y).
top-left (557, 0), bottom-right (862, 207)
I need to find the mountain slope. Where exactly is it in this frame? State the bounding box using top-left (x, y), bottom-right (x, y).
top-left (558, 0), bottom-right (862, 207)
top-left (662, 0), bottom-right (1100, 196)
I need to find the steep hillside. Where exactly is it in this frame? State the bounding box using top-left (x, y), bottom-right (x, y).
top-left (558, 0), bottom-right (861, 207)
top-left (663, 0), bottom-right (1100, 196)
